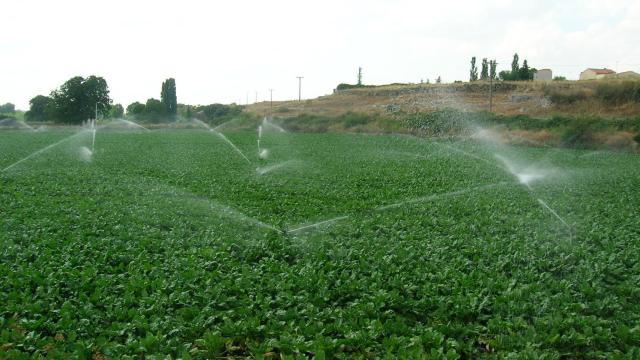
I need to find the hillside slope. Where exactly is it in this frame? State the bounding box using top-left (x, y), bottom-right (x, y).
top-left (246, 81), bottom-right (640, 119)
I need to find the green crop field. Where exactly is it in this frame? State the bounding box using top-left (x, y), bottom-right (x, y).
top-left (1, 126), bottom-right (639, 359)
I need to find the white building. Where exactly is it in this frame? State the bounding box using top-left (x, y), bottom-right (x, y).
top-left (579, 68), bottom-right (616, 80)
top-left (533, 69), bottom-right (552, 81)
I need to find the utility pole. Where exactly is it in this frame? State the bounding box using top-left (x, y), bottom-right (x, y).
top-left (296, 76), bottom-right (304, 102)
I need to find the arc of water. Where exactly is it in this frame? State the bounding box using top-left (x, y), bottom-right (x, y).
top-left (91, 127), bottom-right (97, 152)
top-left (2, 130), bottom-right (89, 172)
top-left (188, 118), bottom-right (251, 164)
top-left (436, 141), bottom-right (504, 170)
top-left (375, 182), bottom-right (509, 211)
top-left (263, 117), bottom-right (287, 133)
top-left (215, 131), bottom-right (252, 164)
top-left (256, 160), bottom-right (296, 175)
top-left (288, 216), bottom-right (349, 234)
top-left (113, 119), bottom-right (150, 131)
top-left (287, 182), bottom-right (511, 235)
top-left (257, 125), bottom-right (262, 155)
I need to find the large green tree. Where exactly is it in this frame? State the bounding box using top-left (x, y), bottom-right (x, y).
top-left (0, 103), bottom-right (15, 113)
top-left (126, 102), bottom-right (145, 116)
top-left (49, 76), bottom-right (112, 123)
top-left (25, 95), bottom-right (53, 122)
top-left (145, 98), bottom-right (166, 123)
top-left (519, 60), bottom-right (534, 80)
top-left (161, 78), bottom-right (177, 116)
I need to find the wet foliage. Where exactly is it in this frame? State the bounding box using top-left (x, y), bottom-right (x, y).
top-left (1, 129), bottom-right (639, 358)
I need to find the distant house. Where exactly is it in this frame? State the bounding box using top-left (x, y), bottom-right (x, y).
top-left (605, 71), bottom-right (640, 79)
top-left (579, 68), bottom-right (616, 80)
top-left (533, 69), bottom-right (552, 81)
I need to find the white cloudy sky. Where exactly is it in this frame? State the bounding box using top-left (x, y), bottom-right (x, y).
top-left (1, 0), bottom-right (639, 110)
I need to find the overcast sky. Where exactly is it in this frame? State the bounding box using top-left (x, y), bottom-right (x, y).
top-left (2, 0), bottom-right (639, 110)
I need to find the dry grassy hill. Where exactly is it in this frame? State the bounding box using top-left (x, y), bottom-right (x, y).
top-left (246, 81), bottom-right (640, 119)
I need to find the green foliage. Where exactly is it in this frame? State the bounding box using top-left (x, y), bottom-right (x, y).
top-left (0, 102), bottom-right (15, 113)
top-left (480, 58), bottom-right (489, 80)
top-left (161, 78), bottom-right (177, 116)
top-left (109, 104), bottom-right (124, 119)
top-left (470, 57), bottom-right (478, 82)
top-left (489, 60), bottom-right (497, 80)
top-left (634, 132), bottom-right (640, 144)
top-left (190, 103), bottom-right (243, 126)
top-left (1, 130), bottom-right (639, 358)
top-left (553, 76), bottom-right (567, 81)
top-left (511, 53), bottom-right (520, 75)
top-left (561, 117), bottom-right (598, 147)
top-left (544, 88), bottom-right (588, 104)
top-left (519, 60), bottom-right (534, 81)
top-left (48, 76), bottom-right (112, 124)
top-left (143, 98), bottom-right (166, 122)
top-left (25, 95), bottom-right (53, 122)
top-left (336, 83), bottom-right (372, 91)
top-left (126, 101), bottom-right (145, 116)
top-left (341, 112), bottom-right (373, 128)
top-left (595, 81), bottom-right (640, 105)
top-left (499, 54), bottom-right (535, 81)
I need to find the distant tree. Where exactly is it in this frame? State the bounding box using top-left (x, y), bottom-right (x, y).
top-left (470, 57), bottom-right (478, 82)
top-left (126, 102), bottom-right (145, 116)
top-left (511, 53), bottom-right (520, 80)
top-left (144, 98), bottom-right (165, 122)
top-left (436, 76), bottom-right (442, 84)
top-left (25, 95), bottom-right (53, 122)
top-left (49, 76), bottom-right (111, 123)
top-left (553, 76), bottom-right (567, 81)
top-left (480, 58), bottom-right (489, 80)
top-left (519, 60), bottom-right (533, 80)
top-left (357, 67), bottom-right (363, 86)
top-left (0, 103), bottom-right (15, 113)
top-left (161, 78), bottom-right (177, 116)
top-left (489, 60), bottom-right (497, 80)
top-left (109, 103), bottom-right (124, 118)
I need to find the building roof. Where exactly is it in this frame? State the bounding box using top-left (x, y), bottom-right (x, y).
top-left (585, 68), bottom-right (616, 74)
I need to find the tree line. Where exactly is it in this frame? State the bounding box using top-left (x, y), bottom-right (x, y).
top-left (469, 53), bottom-right (536, 82)
top-left (22, 76), bottom-right (241, 125)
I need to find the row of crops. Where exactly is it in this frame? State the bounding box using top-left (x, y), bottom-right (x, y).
top-left (1, 128), bottom-right (639, 358)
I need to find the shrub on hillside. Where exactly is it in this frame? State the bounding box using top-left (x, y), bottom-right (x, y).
top-left (546, 89), bottom-right (589, 104)
top-left (596, 81), bottom-right (640, 105)
top-left (561, 117), bottom-right (599, 148)
top-left (341, 112), bottom-right (372, 128)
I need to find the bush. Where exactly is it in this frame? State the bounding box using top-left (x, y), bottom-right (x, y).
top-left (634, 133), bottom-right (640, 145)
top-left (547, 89), bottom-right (588, 104)
top-left (341, 112), bottom-right (372, 128)
top-left (561, 118), bottom-right (598, 148)
top-left (596, 81), bottom-right (640, 104)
